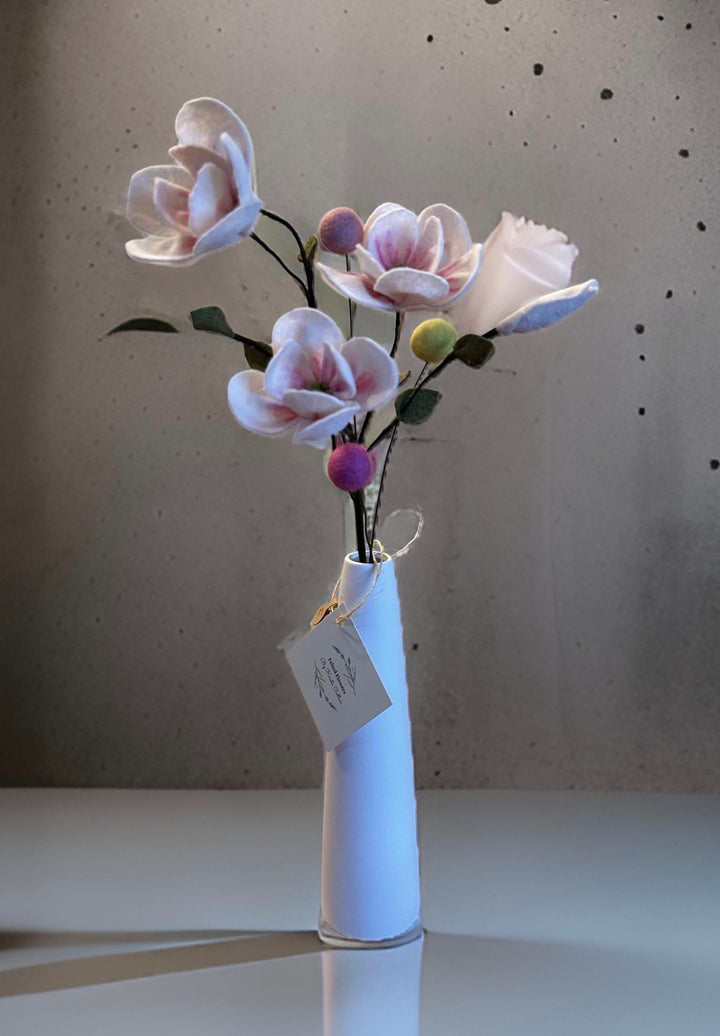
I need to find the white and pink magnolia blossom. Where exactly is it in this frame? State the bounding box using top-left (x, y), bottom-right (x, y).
top-left (227, 309), bottom-right (398, 448)
top-left (317, 203), bottom-right (482, 312)
top-left (451, 211), bottom-right (598, 336)
top-left (125, 98), bottom-right (262, 265)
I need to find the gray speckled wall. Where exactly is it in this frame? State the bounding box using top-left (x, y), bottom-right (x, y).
top-left (2, 0), bottom-right (719, 790)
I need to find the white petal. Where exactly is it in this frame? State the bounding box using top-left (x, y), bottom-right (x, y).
top-left (169, 144), bottom-right (232, 179)
top-left (220, 131), bottom-right (256, 203)
top-left (188, 162), bottom-right (234, 238)
top-left (127, 164), bottom-right (193, 236)
top-left (227, 370), bottom-right (300, 437)
top-left (418, 204), bottom-right (472, 265)
top-left (354, 244), bottom-right (385, 281)
top-left (125, 234), bottom-right (196, 264)
top-left (439, 244), bottom-right (483, 302)
top-left (282, 389), bottom-right (348, 418)
top-left (497, 279), bottom-right (599, 334)
top-left (316, 265), bottom-right (397, 310)
top-left (410, 215), bottom-right (444, 273)
top-left (175, 98), bottom-right (254, 170)
top-left (292, 405), bottom-right (360, 447)
top-left (374, 268), bottom-right (450, 308)
top-left (193, 199), bottom-right (262, 256)
top-left (264, 339), bottom-right (307, 398)
top-left (265, 336), bottom-right (356, 400)
top-left (339, 337), bottom-right (399, 412)
top-left (365, 207), bottom-right (419, 270)
top-left (363, 203), bottom-right (406, 236)
top-left (271, 308), bottom-right (345, 353)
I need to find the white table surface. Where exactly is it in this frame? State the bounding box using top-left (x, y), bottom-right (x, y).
top-left (1, 789), bottom-right (719, 1034)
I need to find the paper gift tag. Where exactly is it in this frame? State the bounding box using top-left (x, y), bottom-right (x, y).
top-left (285, 613), bottom-right (393, 751)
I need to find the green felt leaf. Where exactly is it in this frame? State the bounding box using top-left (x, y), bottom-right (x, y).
top-left (395, 387), bottom-right (442, 425)
top-left (190, 306), bottom-right (235, 338)
top-left (244, 340), bottom-right (273, 372)
top-left (453, 333), bottom-right (496, 368)
top-left (299, 234), bottom-right (318, 264)
top-left (107, 317), bottom-right (178, 335)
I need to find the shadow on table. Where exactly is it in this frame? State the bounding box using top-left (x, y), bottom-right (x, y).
top-left (0, 929), bottom-right (322, 997)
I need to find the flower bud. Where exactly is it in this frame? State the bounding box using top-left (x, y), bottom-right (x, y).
top-left (318, 207), bottom-right (364, 255)
top-left (327, 443), bottom-right (377, 492)
top-left (409, 318), bottom-right (458, 363)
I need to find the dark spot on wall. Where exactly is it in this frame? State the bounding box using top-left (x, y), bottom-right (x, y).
top-left (426, 34), bottom-right (434, 42)
top-left (679, 148), bottom-right (690, 157)
top-left (697, 221), bottom-right (707, 231)
top-left (635, 324), bottom-right (645, 334)
top-left (485, 0), bottom-right (502, 4)
top-left (657, 14), bottom-right (664, 20)
top-left (666, 289), bottom-right (673, 298)
top-left (600, 88), bottom-right (614, 100)
top-left (638, 407), bottom-right (646, 416)
top-left (534, 63), bottom-right (544, 75)
top-left (686, 23), bottom-right (692, 29)
top-left (434, 769), bottom-right (441, 777)
top-left (711, 459), bottom-right (720, 470)
top-left (412, 643), bottom-right (419, 650)
top-left (639, 354), bottom-right (646, 362)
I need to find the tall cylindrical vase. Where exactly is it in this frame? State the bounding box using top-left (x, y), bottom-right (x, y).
top-left (318, 553), bottom-right (422, 948)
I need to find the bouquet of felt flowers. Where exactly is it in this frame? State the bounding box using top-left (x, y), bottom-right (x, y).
top-left (119, 98), bottom-right (598, 563)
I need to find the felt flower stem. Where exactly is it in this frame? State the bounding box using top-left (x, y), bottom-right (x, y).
top-left (250, 232), bottom-right (309, 301)
top-left (346, 255), bottom-right (356, 337)
top-left (350, 490), bottom-right (368, 563)
top-left (369, 421), bottom-right (399, 554)
top-left (260, 208), bottom-right (317, 308)
top-left (357, 312), bottom-right (404, 445)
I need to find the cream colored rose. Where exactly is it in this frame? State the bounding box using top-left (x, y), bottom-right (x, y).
top-left (452, 212), bottom-right (597, 335)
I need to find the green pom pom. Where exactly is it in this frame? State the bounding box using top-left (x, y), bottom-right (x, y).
top-left (409, 319), bottom-right (457, 363)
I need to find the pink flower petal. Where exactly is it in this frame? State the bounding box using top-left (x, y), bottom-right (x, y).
top-left (127, 164), bottom-right (194, 236)
top-left (188, 163), bottom-right (234, 238)
top-left (365, 207), bottom-right (419, 270)
top-left (271, 308), bottom-right (345, 354)
top-left (292, 405), bottom-right (361, 448)
top-left (373, 268), bottom-right (451, 309)
top-left (339, 337), bottom-right (399, 412)
top-left (227, 370), bottom-right (301, 437)
top-left (153, 178), bottom-right (190, 234)
top-left (316, 265), bottom-right (397, 311)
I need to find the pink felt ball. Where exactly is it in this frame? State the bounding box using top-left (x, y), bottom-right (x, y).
top-left (327, 443), bottom-right (376, 492)
top-left (318, 207), bottom-right (364, 255)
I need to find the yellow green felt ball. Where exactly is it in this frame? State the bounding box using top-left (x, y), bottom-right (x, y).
top-left (409, 319), bottom-right (458, 363)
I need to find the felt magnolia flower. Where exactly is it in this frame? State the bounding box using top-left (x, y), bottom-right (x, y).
top-left (451, 211), bottom-right (598, 336)
top-left (317, 203), bottom-right (482, 312)
top-left (125, 98), bottom-right (262, 265)
top-left (227, 309), bottom-right (398, 448)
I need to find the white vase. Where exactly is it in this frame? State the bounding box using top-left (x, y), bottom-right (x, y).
top-left (318, 553), bottom-right (422, 948)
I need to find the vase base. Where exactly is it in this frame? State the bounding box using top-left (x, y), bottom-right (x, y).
top-left (317, 915), bottom-right (424, 950)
